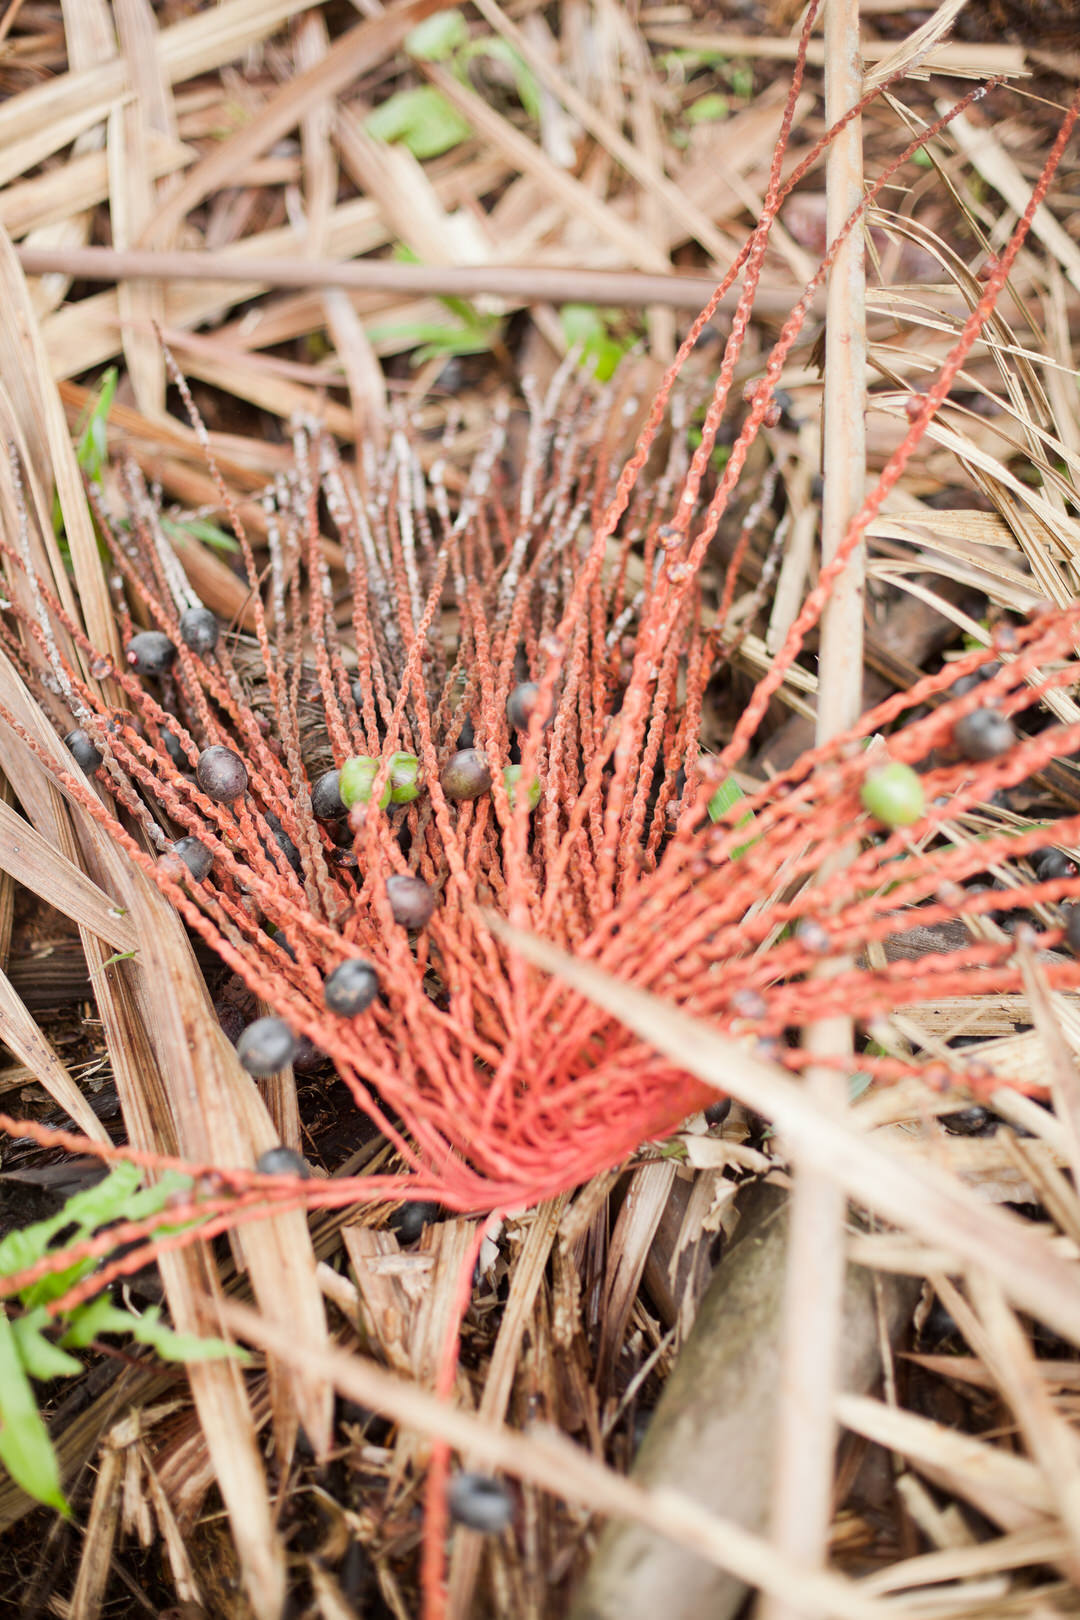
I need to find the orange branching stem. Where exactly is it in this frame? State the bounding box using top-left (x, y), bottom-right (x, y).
top-left (0, 69), bottom-right (1078, 1334)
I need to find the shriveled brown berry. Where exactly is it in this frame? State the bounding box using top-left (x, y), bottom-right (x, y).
top-left (236, 1017), bottom-right (297, 1076)
top-left (179, 606), bottom-right (219, 655)
top-left (441, 748), bottom-right (492, 802)
top-left (125, 631), bottom-right (176, 676)
top-left (952, 707), bottom-right (1016, 761)
top-left (196, 745), bottom-right (248, 802)
top-left (386, 873), bottom-right (436, 929)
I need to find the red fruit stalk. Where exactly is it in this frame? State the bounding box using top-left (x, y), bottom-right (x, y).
top-left (0, 64), bottom-right (1077, 1305)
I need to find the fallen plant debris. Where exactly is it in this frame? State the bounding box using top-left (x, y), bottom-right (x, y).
top-left (0, 0), bottom-right (1080, 1616)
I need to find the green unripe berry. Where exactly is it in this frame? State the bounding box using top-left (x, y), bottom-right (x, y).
top-left (340, 755), bottom-right (390, 810)
top-left (339, 752), bottom-right (422, 810)
top-left (860, 761), bottom-right (925, 827)
top-left (388, 751), bottom-right (421, 804)
top-left (503, 764), bottom-right (541, 811)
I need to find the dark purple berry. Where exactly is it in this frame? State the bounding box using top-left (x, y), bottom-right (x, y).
top-left (390, 1200), bottom-right (440, 1243)
top-left (325, 957), bottom-right (379, 1016)
top-left (170, 836), bottom-right (213, 881)
top-left (179, 606), bottom-right (220, 655)
top-left (292, 1033), bottom-right (324, 1073)
top-left (64, 728), bottom-right (102, 772)
top-left (236, 1017), bottom-right (298, 1076)
top-left (161, 728), bottom-right (186, 768)
top-left (196, 745), bottom-right (248, 802)
top-left (448, 1473), bottom-right (512, 1534)
top-left (951, 661), bottom-right (1000, 697)
top-left (941, 1106), bottom-right (998, 1136)
top-left (386, 873), bottom-right (436, 929)
top-left (507, 681), bottom-right (539, 730)
top-left (1034, 848), bottom-right (1076, 883)
top-left (311, 768), bottom-right (346, 821)
top-left (1064, 904), bottom-right (1080, 954)
top-left (255, 1145), bottom-right (310, 1178)
top-left (952, 707), bottom-right (1016, 761)
top-left (704, 1097), bottom-right (732, 1127)
top-left (264, 812), bottom-right (302, 874)
top-left (440, 748), bottom-right (492, 802)
top-left (125, 631), bottom-right (176, 676)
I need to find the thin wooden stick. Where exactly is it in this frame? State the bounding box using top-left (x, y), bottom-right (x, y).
top-left (762, 4), bottom-right (868, 1615)
top-left (13, 243), bottom-right (787, 313)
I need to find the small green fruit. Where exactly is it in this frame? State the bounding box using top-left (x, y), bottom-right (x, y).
top-left (340, 755), bottom-right (389, 810)
top-left (860, 761), bottom-right (925, 827)
top-left (388, 751), bottom-right (421, 804)
top-left (504, 764), bottom-right (540, 811)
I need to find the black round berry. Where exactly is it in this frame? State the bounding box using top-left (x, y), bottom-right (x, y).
top-left (507, 681), bottom-right (541, 731)
top-left (64, 728), bottom-right (102, 772)
top-left (448, 1473), bottom-right (512, 1535)
top-left (196, 745), bottom-right (248, 802)
top-left (311, 768), bottom-right (346, 821)
top-left (386, 873), bottom-right (436, 929)
top-left (125, 631), bottom-right (176, 676)
top-left (235, 1017), bottom-right (298, 1076)
top-left (325, 957), bottom-right (379, 1017)
top-left (390, 1200), bottom-right (440, 1243)
top-left (704, 1097), bottom-right (732, 1127)
top-left (951, 662), bottom-right (1000, 698)
top-left (170, 836), bottom-right (213, 881)
top-left (179, 606), bottom-right (220, 655)
top-left (161, 728), bottom-right (186, 768)
top-left (952, 707), bottom-right (1016, 761)
top-left (941, 1106), bottom-right (998, 1136)
top-left (255, 1145), bottom-right (311, 1178)
top-left (1034, 848), bottom-right (1076, 883)
top-left (264, 812), bottom-right (302, 874)
top-left (440, 748), bottom-right (492, 802)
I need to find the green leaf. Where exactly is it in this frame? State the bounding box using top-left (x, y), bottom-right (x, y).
top-left (11, 1310), bottom-right (82, 1380)
top-left (687, 92), bottom-right (729, 124)
top-left (51, 1161), bottom-right (142, 1239)
top-left (365, 87), bottom-right (471, 160)
top-left (706, 771), bottom-right (757, 857)
top-left (59, 1294), bottom-right (133, 1349)
top-left (0, 1309), bottom-right (67, 1513)
top-left (559, 305), bottom-right (630, 380)
top-left (74, 368), bottom-right (118, 485)
top-left (126, 1306), bottom-right (248, 1365)
top-left (706, 773), bottom-right (748, 822)
top-left (161, 516), bottom-right (239, 554)
top-left (848, 1071), bottom-right (874, 1103)
top-left (460, 38), bottom-right (542, 122)
top-left (405, 8), bottom-right (469, 60)
top-left (560, 304), bottom-right (606, 349)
